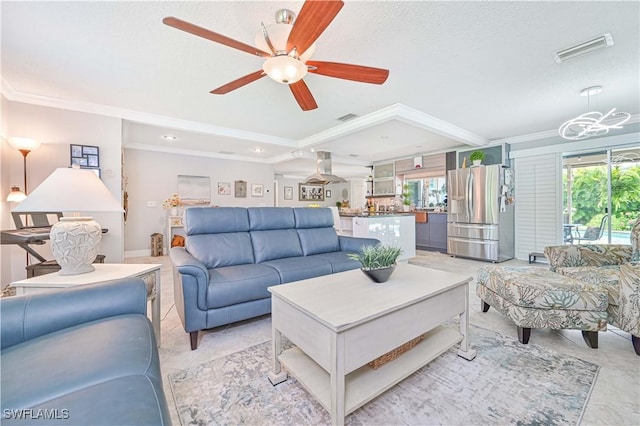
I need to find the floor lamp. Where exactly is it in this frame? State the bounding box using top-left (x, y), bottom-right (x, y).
top-left (9, 137), bottom-right (41, 195)
top-left (8, 137), bottom-right (41, 265)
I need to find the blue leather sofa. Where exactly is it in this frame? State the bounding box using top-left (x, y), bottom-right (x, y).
top-left (170, 207), bottom-right (379, 349)
top-left (0, 278), bottom-right (171, 425)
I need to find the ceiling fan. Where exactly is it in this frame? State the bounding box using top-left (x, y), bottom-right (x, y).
top-left (163, 0), bottom-right (389, 111)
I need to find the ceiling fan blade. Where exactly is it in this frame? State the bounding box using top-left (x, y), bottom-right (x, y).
top-left (306, 61), bottom-right (389, 84)
top-left (287, 1), bottom-right (344, 55)
top-left (210, 70), bottom-right (266, 94)
top-left (289, 80), bottom-right (318, 111)
top-left (163, 17), bottom-right (271, 57)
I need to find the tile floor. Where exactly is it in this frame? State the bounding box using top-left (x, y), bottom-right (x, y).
top-left (127, 251), bottom-right (640, 425)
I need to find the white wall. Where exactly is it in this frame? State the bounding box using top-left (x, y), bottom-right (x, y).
top-left (123, 149), bottom-right (275, 255)
top-left (1, 100), bottom-right (123, 284)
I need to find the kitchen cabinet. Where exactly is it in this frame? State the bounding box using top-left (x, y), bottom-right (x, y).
top-left (415, 213), bottom-right (447, 253)
top-left (373, 163), bottom-right (395, 195)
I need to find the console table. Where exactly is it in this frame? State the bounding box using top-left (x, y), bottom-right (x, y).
top-left (10, 263), bottom-right (162, 346)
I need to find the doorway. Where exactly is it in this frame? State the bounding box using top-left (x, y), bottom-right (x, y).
top-left (563, 146), bottom-right (640, 244)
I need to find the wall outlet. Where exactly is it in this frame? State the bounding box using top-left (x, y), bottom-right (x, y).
top-left (147, 201), bottom-right (157, 207)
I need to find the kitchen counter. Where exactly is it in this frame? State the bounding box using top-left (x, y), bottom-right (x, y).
top-left (338, 214), bottom-right (416, 261)
top-left (339, 212), bottom-right (415, 217)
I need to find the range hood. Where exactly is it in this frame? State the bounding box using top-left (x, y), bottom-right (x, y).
top-left (303, 151), bottom-right (347, 185)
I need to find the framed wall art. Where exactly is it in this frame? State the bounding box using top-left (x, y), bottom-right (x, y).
top-left (178, 175), bottom-right (211, 205)
top-left (251, 184), bottom-right (264, 197)
top-left (299, 183), bottom-right (324, 201)
top-left (235, 180), bottom-right (247, 198)
top-left (70, 144), bottom-right (100, 168)
top-left (217, 182), bottom-right (231, 195)
top-left (284, 186), bottom-right (293, 200)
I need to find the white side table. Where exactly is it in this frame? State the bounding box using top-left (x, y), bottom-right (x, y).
top-left (10, 263), bottom-right (162, 346)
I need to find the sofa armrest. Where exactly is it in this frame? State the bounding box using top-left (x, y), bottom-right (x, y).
top-left (338, 236), bottom-right (380, 252)
top-left (169, 246), bottom-right (209, 284)
top-left (1, 277), bottom-right (146, 350)
top-left (544, 244), bottom-right (632, 272)
top-left (618, 263), bottom-right (640, 336)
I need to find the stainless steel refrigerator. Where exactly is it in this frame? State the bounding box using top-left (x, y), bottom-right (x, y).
top-left (447, 164), bottom-right (514, 262)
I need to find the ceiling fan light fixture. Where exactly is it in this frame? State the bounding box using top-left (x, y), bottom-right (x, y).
top-left (263, 55), bottom-right (308, 84)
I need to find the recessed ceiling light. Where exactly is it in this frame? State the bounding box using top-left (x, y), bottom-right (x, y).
top-left (163, 135), bottom-right (177, 141)
top-left (252, 147), bottom-right (264, 153)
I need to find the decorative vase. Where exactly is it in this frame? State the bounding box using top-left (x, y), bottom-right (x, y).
top-left (472, 160), bottom-right (482, 167)
top-left (361, 265), bottom-right (396, 283)
top-left (50, 217), bottom-right (102, 275)
top-left (170, 207), bottom-right (178, 216)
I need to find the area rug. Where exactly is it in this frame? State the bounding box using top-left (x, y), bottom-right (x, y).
top-left (169, 325), bottom-right (599, 425)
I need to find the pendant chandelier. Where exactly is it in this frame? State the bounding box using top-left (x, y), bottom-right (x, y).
top-left (559, 86), bottom-right (630, 141)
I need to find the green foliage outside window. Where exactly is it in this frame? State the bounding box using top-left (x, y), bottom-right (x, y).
top-left (567, 165), bottom-right (640, 231)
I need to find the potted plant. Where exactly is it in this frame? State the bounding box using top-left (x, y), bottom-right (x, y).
top-left (470, 150), bottom-right (485, 166)
top-left (348, 243), bottom-right (403, 283)
top-left (401, 183), bottom-right (412, 211)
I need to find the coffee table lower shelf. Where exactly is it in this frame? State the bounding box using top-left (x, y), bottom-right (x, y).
top-left (278, 325), bottom-right (462, 415)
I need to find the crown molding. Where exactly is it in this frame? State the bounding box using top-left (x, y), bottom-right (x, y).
top-left (298, 103), bottom-right (488, 148)
top-left (1, 77), bottom-right (297, 148)
top-left (126, 142), bottom-right (274, 164)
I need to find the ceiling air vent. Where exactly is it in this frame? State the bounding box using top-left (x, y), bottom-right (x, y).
top-left (219, 150), bottom-right (235, 155)
top-left (337, 113), bottom-right (358, 122)
top-left (554, 33), bottom-right (614, 63)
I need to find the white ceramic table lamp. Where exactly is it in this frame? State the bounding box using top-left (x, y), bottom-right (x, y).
top-left (12, 166), bottom-right (123, 275)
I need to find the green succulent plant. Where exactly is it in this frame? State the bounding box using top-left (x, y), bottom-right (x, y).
top-left (348, 244), bottom-right (403, 270)
top-left (470, 151), bottom-right (485, 162)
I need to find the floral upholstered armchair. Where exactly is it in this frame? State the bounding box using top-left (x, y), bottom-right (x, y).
top-left (544, 218), bottom-right (640, 355)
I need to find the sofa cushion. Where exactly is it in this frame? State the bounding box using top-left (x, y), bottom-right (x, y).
top-left (15, 375), bottom-right (169, 426)
top-left (293, 207), bottom-right (334, 228)
top-left (1, 315), bottom-right (160, 410)
top-left (477, 266), bottom-right (608, 311)
top-left (248, 207), bottom-right (295, 230)
top-left (251, 229), bottom-right (303, 263)
top-left (187, 233), bottom-right (255, 268)
top-left (308, 251), bottom-right (362, 273)
top-left (556, 266), bottom-right (621, 306)
top-left (297, 228), bottom-right (341, 255)
top-left (206, 264), bottom-right (281, 309)
top-left (184, 207), bottom-right (250, 235)
top-left (262, 256), bottom-right (332, 283)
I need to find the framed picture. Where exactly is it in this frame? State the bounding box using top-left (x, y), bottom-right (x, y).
top-left (326, 190), bottom-right (332, 198)
top-left (235, 180), bottom-right (247, 198)
top-left (178, 175), bottom-right (211, 205)
top-left (299, 183), bottom-right (324, 201)
top-left (284, 186), bottom-right (293, 200)
top-left (217, 182), bottom-right (231, 195)
top-left (251, 184), bottom-right (264, 197)
top-left (70, 144), bottom-right (100, 168)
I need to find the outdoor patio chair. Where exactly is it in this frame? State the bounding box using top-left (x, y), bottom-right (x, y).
top-left (575, 215), bottom-right (608, 244)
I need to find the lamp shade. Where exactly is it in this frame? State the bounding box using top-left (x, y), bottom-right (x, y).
top-left (13, 167), bottom-right (123, 213)
top-left (6, 186), bottom-right (27, 203)
top-left (9, 137), bottom-right (41, 151)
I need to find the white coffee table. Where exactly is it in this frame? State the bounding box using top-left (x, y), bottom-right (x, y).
top-left (268, 264), bottom-right (475, 426)
top-left (10, 263), bottom-right (162, 346)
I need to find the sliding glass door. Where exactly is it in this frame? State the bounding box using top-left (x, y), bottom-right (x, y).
top-left (563, 146), bottom-right (640, 244)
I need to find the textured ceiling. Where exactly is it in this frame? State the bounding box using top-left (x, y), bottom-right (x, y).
top-left (2, 1), bottom-right (639, 178)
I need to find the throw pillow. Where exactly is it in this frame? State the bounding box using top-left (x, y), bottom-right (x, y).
top-left (171, 234), bottom-right (185, 247)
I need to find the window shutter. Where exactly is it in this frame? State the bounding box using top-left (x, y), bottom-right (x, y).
top-left (514, 153), bottom-right (563, 259)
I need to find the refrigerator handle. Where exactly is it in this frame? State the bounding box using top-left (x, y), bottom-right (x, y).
top-left (467, 171), bottom-right (473, 219)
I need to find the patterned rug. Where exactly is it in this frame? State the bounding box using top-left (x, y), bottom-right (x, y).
top-left (169, 325), bottom-right (599, 425)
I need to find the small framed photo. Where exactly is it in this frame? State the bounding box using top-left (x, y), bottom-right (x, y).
top-left (87, 155), bottom-right (99, 167)
top-left (217, 182), bottom-right (231, 195)
top-left (326, 190), bottom-right (332, 198)
top-left (251, 184), bottom-right (264, 197)
top-left (235, 180), bottom-right (247, 198)
top-left (299, 183), bottom-right (324, 201)
top-left (284, 186), bottom-right (293, 200)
